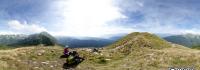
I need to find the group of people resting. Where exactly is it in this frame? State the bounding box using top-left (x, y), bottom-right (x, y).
top-left (61, 46), bottom-right (84, 65)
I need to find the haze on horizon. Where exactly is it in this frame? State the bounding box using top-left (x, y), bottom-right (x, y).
top-left (0, 0), bottom-right (200, 37)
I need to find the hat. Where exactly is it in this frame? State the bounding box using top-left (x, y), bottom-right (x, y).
top-left (65, 45), bottom-right (69, 48)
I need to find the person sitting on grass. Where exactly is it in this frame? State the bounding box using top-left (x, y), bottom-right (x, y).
top-left (64, 45), bottom-right (70, 56)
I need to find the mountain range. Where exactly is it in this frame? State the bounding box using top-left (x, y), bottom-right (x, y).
top-left (0, 34), bottom-right (27, 45)
top-left (1, 31), bottom-right (200, 49)
top-left (56, 35), bottom-right (122, 48)
top-left (0, 32), bottom-right (123, 48)
top-left (0, 32), bottom-right (57, 47)
top-left (164, 34), bottom-right (200, 47)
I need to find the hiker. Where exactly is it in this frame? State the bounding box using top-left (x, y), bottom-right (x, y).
top-left (61, 46), bottom-right (85, 69)
top-left (64, 45), bottom-right (70, 56)
top-left (66, 51), bottom-right (84, 65)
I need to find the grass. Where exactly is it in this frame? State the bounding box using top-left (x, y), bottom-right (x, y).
top-left (0, 45), bottom-right (15, 50)
top-left (0, 46), bottom-right (65, 70)
top-left (75, 44), bottom-right (200, 70)
top-left (191, 45), bottom-right (200, 50)
top-left (0, 44), bottom-right (200, 70)
top-left (0, 32), bottom-right (200, 70)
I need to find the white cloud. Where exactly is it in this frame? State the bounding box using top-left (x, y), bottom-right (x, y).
top-left (182, 29), bottom-right (200, 35)
top-left (0, 31), bottom-right (21, 35)
top-left (7, 20), bottom-right (47, 34)
top-left (1, 0), bottom-right (200, 37)
top-left (47, 0), bottom-right (133, 37)
top-left (113, 0), bottom-right (200, 35)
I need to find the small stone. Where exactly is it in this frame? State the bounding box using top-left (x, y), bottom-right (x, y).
top-left (85, 49), bottom-right (92, 52)
top-left (105, 59), bottom-right (111, 61)
top-left (33, 61), bottom-right (37, 64)
top-left (17, 60), bottom-right (21, 62)
top-left (37, 53), bottom-right (42, 56)
top-left (93, 52), bottom-right (98, 55)
top-left (50, 65), bottom-right (54, 67)
top-left (34, 67), bottom-right (39, 69)
top-left (41, 62), bottom-right (49, 65)
top-left (39, 50), bottom-right (45, 53)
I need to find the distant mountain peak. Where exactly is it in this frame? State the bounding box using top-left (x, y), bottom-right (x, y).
top-left (39, 31), bottom-right (49, 34)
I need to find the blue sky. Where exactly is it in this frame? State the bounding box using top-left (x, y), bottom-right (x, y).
top-left (0, 0), bottom-right (200, 37)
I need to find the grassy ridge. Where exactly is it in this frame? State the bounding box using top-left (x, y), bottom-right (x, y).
top-left (107, 32), bottom-right (171, 49)
top-left (1, 45), bottom-right (200, 70)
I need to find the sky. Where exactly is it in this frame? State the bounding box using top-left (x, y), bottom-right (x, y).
top-left (0, 0), bottom-right (200, 37)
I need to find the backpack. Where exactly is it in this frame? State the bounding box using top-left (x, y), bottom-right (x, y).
top-left (67, 55), bottom-right (75, 64)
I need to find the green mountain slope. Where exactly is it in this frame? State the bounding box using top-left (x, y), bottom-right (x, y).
top-left (0, 32), bottom-right (57, 47)
top-left (108, 32), bottom-right (171, 49)
top-left (0, 35), bottom-right (27, 45)
top-left (16, 32), bottom-right (57, 46)
top-left (164, 34), bottom-right (200, 47)
top-left (0, 32), bottom-right (200, 70)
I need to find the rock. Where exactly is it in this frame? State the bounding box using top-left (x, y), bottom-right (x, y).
top-left (39, 50), bottom-right (45, 53)
top-left (37, 53), bottom-right (42, 56)
top-left (33, 61), bottom-right (37, 64)
top-left (93, 52), bottom-right (99, 55)
top-left (17, 60), bottom-right (21, 62)
top-left (34, 67), bottom-right (39, 69)
top-left (105, 59), bottom-right (111, 61)
top-left (50, 65), bottom-right (54, 67)
top-left (37, 50), bottom-right (45, 56)
top-left (41, 62), bottom-right (49, 65)
top-left (85, 49), bottom-right (92, 52)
